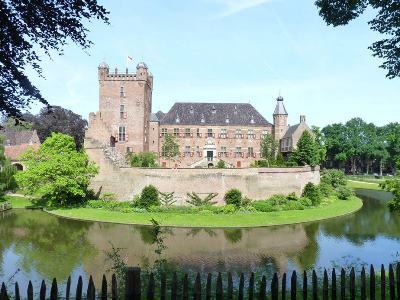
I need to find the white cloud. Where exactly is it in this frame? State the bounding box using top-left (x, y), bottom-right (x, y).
top-left (214, 0), bottom-right (275, 18)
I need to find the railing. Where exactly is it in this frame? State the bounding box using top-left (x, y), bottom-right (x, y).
top-left (1, 264), bottom-right (400, 299)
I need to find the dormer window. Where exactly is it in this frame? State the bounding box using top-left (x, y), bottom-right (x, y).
top-left (175, 114), bottom-right (180, 123)
top-left (189, 106), bottom-right (194, 114)
top-left (234, 105), bottom-right (238, 115)
top-left (211, 105), bottom-right (216, 114)
top-left (250, 115), bottom-right (255, 124)
top-left (225, 115), bottom-right (230, 124)
top-left (201, 114), bottom-right (205, 123)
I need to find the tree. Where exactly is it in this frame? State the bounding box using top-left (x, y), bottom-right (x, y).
top-left (311, 126), bottom-right (327, 165)
top-left (260, 132), bottom-right (278, 167)
top-left (0, 0), bottom-right (109, 119)
top-left (15, 133), bottom-right (98, 205)
top-left (161, 133), bottom-right (180, 167)
top-left (139, 185), bottom-right (160, 208)
top-left (30, 106), bottom-right (87, 149)
top-left (127, 152), bottom-right (157, 168)
top-left (0, 136), bottom-right (17, 195)
top-left (186, 192), bottom-right (218, 206)
top-left (381, 160), bottom-right (400, 211)
top-left (315, 0), bottom-right (400, 78)
top-left (292, 131), bottom-right (320, 167)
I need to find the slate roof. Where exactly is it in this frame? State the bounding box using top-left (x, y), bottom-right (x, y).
top-left (155, 111), bottom-right (165, 121)
top-left (1, 128), bottom-right (40, 146)
top-left (273, 96), bottom-right (288, 115)
top-left (282, 124), bottom-right (301, 139)
top-left (159, 102), bottom-right (271, 126)
top-left (150, 113), bottom-right (159, 122)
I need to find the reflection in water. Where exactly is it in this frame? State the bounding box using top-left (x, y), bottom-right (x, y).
top-left (0, 190), bottom-right (398, 291)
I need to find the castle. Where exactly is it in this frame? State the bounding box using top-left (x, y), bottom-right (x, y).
top-left (85, 62), bottom-right (311, 168)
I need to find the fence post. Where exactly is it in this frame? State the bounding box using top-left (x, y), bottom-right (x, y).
top-left (50, 278), bottom-right (58, 300)
top-left (291, 270), bottom-right (297, 300)
top-left (238, 273), bottom-right (244, 300)
top-left (323, 270), bottom-right (328, 300)
top-left (101, 275), bottom-right (107, 300)
top-left (381, 264), bottom-right (386, 300)
top-left (396, 263), bottom-right (400, 299)
top-left (282, 273), bottom-right (287, 300)
top-left (361, 267), bottom-right (366, 300)
top-left (112, 274), bottom-right (117, 300)
top-left (370, 265), bottom-right (376, 300)
top-left (0, 282), bottom-right (8, 300)
top-left (216, 272), bottom-right (223, 300)
top-left (27, 281), bottom-right (33, 300)
top-left (258, 275), bottom-right (266, 300)
top-left (271, 273), bottom-right (278, 300)
top-left (160, 272), bottom-right (166, 300)
top-left (171, 272), bottom-right (178, 300)
top-left (312, 270), bottom-right (317, 300)
top-left (66, 276), bottom-right (71, 300)
top-left (125, 267), bottom-right (141, 300)
top-left (146, 273), bottom-right (155, 300)
top-left (350, 267), bottom-right (355, 300)
top-left (249, 273), bottom-right (255, 300)
top-left (39, 280), bottom-right (46, 300)
top-left (332, 268), bottom-right (337, 300)
top-left (76, 276), bottom-right (83, 300)
top-left (389, 264), bottom-right (395, 300)
top-left (227, 272), bottom-right (233, 300)
top-left (302, 271), bottom-right (307, 300)
top-left (340, 268), bottom-right (345, 300)
top-left (14, 282), bottom-right (20, 300)
top-left (182, 274), bottom-right (189, 300)
top-left (194, 273), bottom-right (202, 300)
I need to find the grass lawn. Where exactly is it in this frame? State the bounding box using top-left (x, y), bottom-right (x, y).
top-left (347, 180), bottom-right (383, 191)
top-left (48, 196), bottom-right (363, 228)
top-left (1, 195), bottom-right (36, 208)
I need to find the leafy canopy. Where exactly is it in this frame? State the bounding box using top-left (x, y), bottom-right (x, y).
top-left (161, 133), bottom-right (180, 161)
top-left (291, 131), bottom-right (322, 167)
top-left (315, 0), bottom-right (400, 78)
top-left (0, 0), bottom-right (109, 119)
top-left (127, 152), bottom-right (158, 168)
top-left (0, 135), bottom-right (17, 195)
top-left (15, 133), bottom-right (98, 205)
top-left (260, 132), bottom-right (278, 167)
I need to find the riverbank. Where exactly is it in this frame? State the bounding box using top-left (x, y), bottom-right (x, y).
top-left (46, 196), bottom-right (362, 228)
top-left (347, 180), bottom-right (382, 191)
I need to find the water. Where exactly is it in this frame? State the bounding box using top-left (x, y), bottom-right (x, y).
top-left (0, 190), bottom-right (398, 293)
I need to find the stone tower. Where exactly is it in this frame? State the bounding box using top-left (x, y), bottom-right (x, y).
top-left (273, 96), bottom-right (288, 141)
top-left (86, 61), bottom-right (153, 155)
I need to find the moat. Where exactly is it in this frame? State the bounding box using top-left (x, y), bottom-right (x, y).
top-left (0, 190), bottom-right (397, 294)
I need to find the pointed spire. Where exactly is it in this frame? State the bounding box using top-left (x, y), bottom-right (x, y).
top-left (273, 96), bottom-right (288, 115)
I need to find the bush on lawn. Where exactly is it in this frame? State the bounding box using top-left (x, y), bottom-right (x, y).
top-left (139, 185), bottom-right (160, 208)
top-left (302, 182), bottom-right (322, 206)
top-left (336, 186), bottom-right (354, 200)
top-left (321, 169), bottom-right (346, 188)
top-left (224, 189), bottom-right (242, 207)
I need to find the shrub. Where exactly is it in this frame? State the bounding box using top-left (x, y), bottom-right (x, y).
top-left (319, 182), bottom-right (334, 197)
top-left (388, 199), bottom-right (400, 212)
top-left (139, 185), bottom-right (160, 208)
top-left (241, 196), bottom-right (253, 206)
top-left (336, 186), bottom-right (354, 200)
top-left (268, 194), bottom-right (288, 205)
top-left (86, 199), bottom-right (104, 209)
top-left (252, 200), bottom-right (278, 212)
top-left (283, 201), bottom-right (305, 211)
top-left (238, 206), bottom-right (257, 213)
top-left (287, 192), bottom-right (298, 201)
top-left (127, 152), bottom-right (157, 168)
top-left (100, 192), bottom-right (117, 202)
top-left (216, 160), bottom-right (226, 169)
top-left (159, 191), bottom-right (176, 206)
top-left (224, 189), bottom-right (242, 207)
top-left (302, 182), bottom-right (322, 206)
top-left (299, 197), bottom-right (313, 207)
top-left (186, 192), bottom-right (218, 206)
top-left (223, 204), bottom-right (237, 214)
top-left (321, 169), bottom-right (346, 188)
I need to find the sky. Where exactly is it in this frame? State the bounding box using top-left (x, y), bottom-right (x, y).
top-left (27, 0), bottom-right (399, 128)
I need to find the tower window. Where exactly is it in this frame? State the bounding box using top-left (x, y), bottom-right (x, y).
top-left (120, 86), bottom-right (125, 97)
top-left (119, 126), bottom-right (126, 141)
top-left (120, 105), bottom-right (125, 118)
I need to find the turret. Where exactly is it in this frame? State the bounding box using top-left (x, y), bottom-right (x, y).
top-left (136, 62), bottom-right (149, 80)
top-left (273, 96), bottom-right (288, 141)
top-left (98, 62), bottom-right (109, 80)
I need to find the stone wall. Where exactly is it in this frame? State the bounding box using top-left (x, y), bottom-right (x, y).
top-left (87, 142), bottom-right (320, 204)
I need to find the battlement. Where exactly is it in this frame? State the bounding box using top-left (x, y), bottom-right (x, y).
top-left (98, 62), bottom-right (152, 82)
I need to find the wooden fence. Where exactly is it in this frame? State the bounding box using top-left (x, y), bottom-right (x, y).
top-left (1, 263), bottom-right (400, 299)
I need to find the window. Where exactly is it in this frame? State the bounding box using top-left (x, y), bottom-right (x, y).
top-left (161, 128), bottom-right (167, 136)
top-left (248, 129), bottom-right (255, 139)
top-left (174, 128), bottom-right (179, 137)
top-left (120, 86), bottom-right (125, 97)
top-left (127, 147), bottom-right (133, 153)
top-left (221, 146), bottom-right (227, 156)
top-left (235, 147), bottom-right (242, 155)
top-left (185, 128), bottom-right (191, 137)
top-left (235, 129), bottom-right (242, 139)
top-left (207, 128), bottom-right (213, 137)
top-left (196, 128), bottom-right (201, 137)
top-left (220, 128), bottom-right (227, 138)
top-left (248, 147), bottom-right (254, 155)
top-left (262, 130), bottom-right (269, 139)
top-left (184, 146), bottom-right (191, 154)
top-left (118, 126), bottom-right (126, 141)
top-left (196, 146), bottom-right (200, 153)
top-left (120, 105), bottom-right (125, 118)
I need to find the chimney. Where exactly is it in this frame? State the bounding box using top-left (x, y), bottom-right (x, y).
top-left (300, 115), bottom-right (306, 123)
